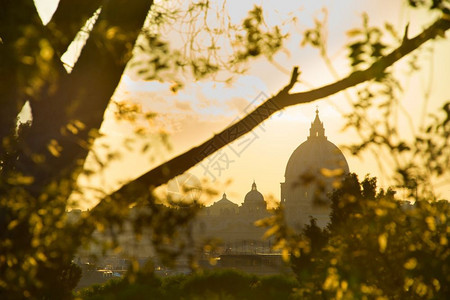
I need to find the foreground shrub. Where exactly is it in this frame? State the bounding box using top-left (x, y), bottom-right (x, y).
top-left (77, 269), bottom-right (298, 300)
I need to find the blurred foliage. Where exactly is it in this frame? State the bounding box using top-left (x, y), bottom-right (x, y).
top-left (76, 269), bottom-right (298, 300)
top-left (1, 0), bottom-right (449, 299)
top-left (130, 3), bottom-right (288, 87)
top-left (344, 14), bottom-right (449, 201)
top-left (0, 166), bottom-right (202, 298)
top-left (232, 6), bottom-right (286, 63)
top-left (343, 57), bottom-right (450, 200)
top-left (323, 175), bottom-right (448, 299)
top-left (0, 172), bottom-right (81, 298)
top-left (0, 122), bottom-right (76, 298)
top-left (408, 0), bottom-right (450, 14)
top-left (346, 13), bottom-right (387, 72)
top-left (254, 207), bottom-right (307, 262)
top-left (261, 174), bottom-right (449, 299)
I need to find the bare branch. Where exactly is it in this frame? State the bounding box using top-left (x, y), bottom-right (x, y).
top-left (279, 66), bottom-right (300, 95)
top-left (17, 1), bottom-right (155, 196)
top-left (0, 0), bottom-right (67, 150)
top-left (402, 23), bottom-right (410, 43)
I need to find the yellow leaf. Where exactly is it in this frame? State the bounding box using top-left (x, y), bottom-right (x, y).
top-left (263, 224), bottom-right (279, 239)
top-left (31, 238), bottom-right (40, 248)
top-left (73, 120), bottom-right (86, 130)
top-left (347, 29), bottom-right (362, 37)
top-left (39, 39), bottom-right (54, 61)
top-left (7, 220), bottom-right (19, 230)
top-left (28, 257), bottom-right (37, 267)
top-left (7, 175), bottom-right (34, 185)
top-left (378, 233), bottom-right (388, 253)
top-left (404, 277), bottom-right (414, 290)
top-left (425, 216), bottom-right (436, 231)
top-left (36, 252), bottom-right (47, 262)
top-left (96, 222), bottom-right (105, 232)
top-left (66, 123), bottom-right (78, 134)
top-left (320, 168), bottom-right (344, 177)
top-left (432, 279), bottom-right (440, 291)
top-left (404, 258), bottom-right (417, 270)
top-left (47, 139), bottom-right (62, 157)
top-left (415, 282), bottom-right (428, 296)
top-left (281, 248), bottom-right (290, 262)
top-left (341, 280), bottom-right (348, 291)
top-left (375, 208), bottom-right (386, 216)
top-left (106, 27), bottom-right (119, 39)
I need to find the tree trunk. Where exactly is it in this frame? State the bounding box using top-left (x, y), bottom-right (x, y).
top-left (13, 0), bottom-right (155, 195)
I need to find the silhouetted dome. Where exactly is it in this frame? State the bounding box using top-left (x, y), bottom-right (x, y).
top-left (281, 108), bottom-right (350, 228)
top-left (284, 109), bottom-right (349, 182)
top-left (208, 193), bottom-right (239, 216)
top-left (243, 182), bottom-right (265, 208)
top-left (215, 193), bottom-right (238, 207)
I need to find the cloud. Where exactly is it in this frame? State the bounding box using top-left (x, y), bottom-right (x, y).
top-left (174, 100), bottom-right (192, 111)
top-left (115, 74), bottom-right (269, 120)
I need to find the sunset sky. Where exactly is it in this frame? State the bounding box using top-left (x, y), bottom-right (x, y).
top-left (35, 1), bottom-right (450, 209)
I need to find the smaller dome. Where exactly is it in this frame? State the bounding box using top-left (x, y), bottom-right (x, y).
top-left (208, 193), bottom-right (239, 216)
top-left (215, 193), bottom-right (238, 208)
top-left (243, 182), bottom-right (265, 207)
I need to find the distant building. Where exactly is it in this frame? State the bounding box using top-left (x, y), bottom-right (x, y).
top-left (241, 182), bottom-right (267, 215)
top-left (194, 182), bottom-right (271, 252)
top-left (281, 109), bottom-right (349, 228)
top-left (204, 192), bottom-right (239, 216)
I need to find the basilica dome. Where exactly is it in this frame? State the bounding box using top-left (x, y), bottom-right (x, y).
top-left (284, 109), bottom-right (349, 183)
top-left (208, 193), bottom-right (239, 216)
top-left (242, 182), bottom-right (266, 212)
top-left (280, 109), bottom-right (349, 228)
top-left (244, 182), bottom-right (264, 204)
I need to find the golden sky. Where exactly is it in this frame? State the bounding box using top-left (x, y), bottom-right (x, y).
top-left (35, 1), bottom-right (450, 209)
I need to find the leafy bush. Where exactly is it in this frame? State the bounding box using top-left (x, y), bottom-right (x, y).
top-left (290, 174), bottom-right (449, 299)
top-left (78, 269), bottom-right (298, 300)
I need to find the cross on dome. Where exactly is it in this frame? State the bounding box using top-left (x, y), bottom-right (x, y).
top-left (308, 106), bottom-right (326, 139)
top-left (252, 181), bottom-right (257, 190)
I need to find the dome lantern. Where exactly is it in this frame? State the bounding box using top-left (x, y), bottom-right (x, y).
top-left (308, 107), bottom-right (326, 139)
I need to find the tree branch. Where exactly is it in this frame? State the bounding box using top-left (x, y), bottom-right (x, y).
top-left (46, 0), bottom-right (102, 56)
top-left (17, 1), bottom-right (155, 195)
top-left (90, 16), bottom-right (449, 214)
top-left (0, 0), bottom-right (67, 164)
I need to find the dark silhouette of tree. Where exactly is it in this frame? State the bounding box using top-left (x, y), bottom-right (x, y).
top-left (285, 174), bottom-right (449, 299)
top-left (290, 217), bottom-right (329, 297)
